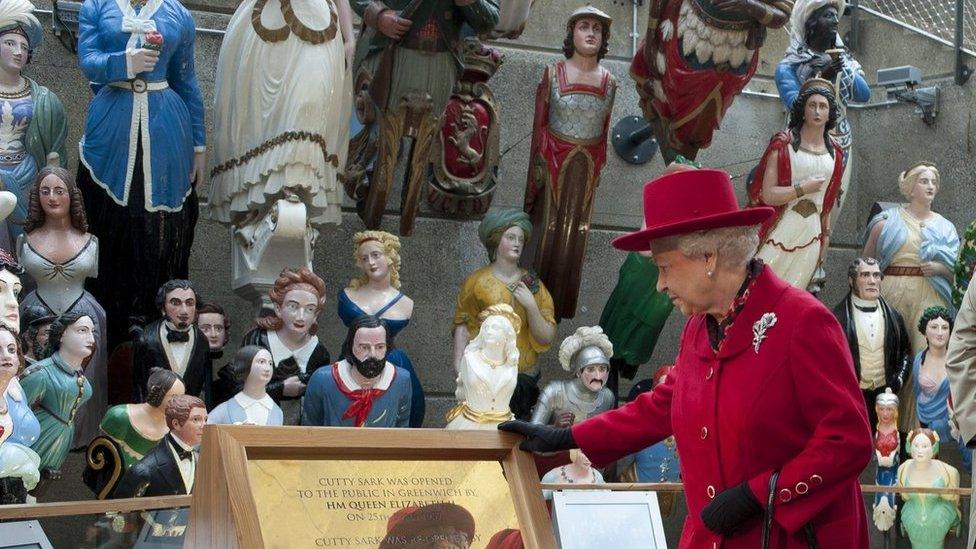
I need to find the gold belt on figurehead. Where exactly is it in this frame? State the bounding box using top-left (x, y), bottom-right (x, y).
top-left (445, 402), bottom-right (513, 424)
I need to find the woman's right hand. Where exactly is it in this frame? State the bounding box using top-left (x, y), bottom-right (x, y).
top-left (128, 48), bottom-right (160, 75)
top-left (498, 420), bottom-right (577, 453)
top-left (512, 282), bottom-right (536, 310)
top-left (282, 375), bottom-right (306, 397)
top-left (801, 175), bottom-right (827, 195)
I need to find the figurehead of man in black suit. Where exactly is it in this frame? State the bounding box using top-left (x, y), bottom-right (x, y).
top-left (832, 257), bottom-right (911, 431)
top-left (132, 280), bottom-right (212, 408)
top-left (113, 394), bottom-right (207, 498)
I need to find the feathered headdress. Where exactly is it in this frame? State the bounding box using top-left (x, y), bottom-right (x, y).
top-left (0, 0), bottom-right (41, 49)
top-left (558, 326), bottom-right (613, 372)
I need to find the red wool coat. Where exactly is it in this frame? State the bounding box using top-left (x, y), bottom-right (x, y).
top-left (573, 266), bottom-right (872, 548)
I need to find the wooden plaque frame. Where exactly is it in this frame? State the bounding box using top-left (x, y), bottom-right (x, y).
top-left (186, 425), bottom-right (556, 548)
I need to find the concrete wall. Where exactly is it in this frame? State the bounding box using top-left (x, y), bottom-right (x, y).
top-left (20, 2), bottom-right (976, 547)
top-left (24, 0), bottom-right (976, 427)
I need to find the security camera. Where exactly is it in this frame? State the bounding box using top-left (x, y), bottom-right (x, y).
top-left (876, 66), bottom-right (923, 90)
top-left (876, 65), bottom-right (938, 125)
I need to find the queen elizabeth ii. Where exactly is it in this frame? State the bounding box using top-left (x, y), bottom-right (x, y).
top-left (502, 168), bottom-right (873, 548)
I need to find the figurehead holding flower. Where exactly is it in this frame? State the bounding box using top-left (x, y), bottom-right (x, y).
top-left (75, 0), bottom-right (206, 351)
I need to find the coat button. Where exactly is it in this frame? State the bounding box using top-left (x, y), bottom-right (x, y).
top-left (810, 474), bottom-right (823, 485)
top-left (705, 367), bottom-right (713, 380)
top-left (795, 481), bottom-right (809, 495)
top-left (700, 427), bottom-right (708, 439)
top-left (779, 488), bottom-right (792, 502)
top-left (707, 485), bottom-right (715, 498)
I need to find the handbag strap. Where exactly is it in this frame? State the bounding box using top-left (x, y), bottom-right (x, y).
top-left (761, 471), bottom-right (780, 549)
top-left (804, 524), bottom-right (819, 549)
top-left (761, 470), bottom-right (818, 549)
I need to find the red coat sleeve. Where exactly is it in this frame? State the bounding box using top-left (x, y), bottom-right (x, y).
top-left (572, 365), bottom-right (675, 467)
top-left (746, 304), bottom-right (873, 534)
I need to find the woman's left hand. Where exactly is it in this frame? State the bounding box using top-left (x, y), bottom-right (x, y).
top-left (700, 482), bottom-right (762, 535)
top-left (190, 151), bottom-right (206, 188)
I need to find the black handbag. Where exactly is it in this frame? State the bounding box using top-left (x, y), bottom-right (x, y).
top-left (761, 471), bottom-right (818, 549)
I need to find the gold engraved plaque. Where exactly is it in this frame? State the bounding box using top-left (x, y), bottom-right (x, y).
top-left (247, 459), bottom-right (520, 548)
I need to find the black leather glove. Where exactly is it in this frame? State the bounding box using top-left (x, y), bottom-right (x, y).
top-left (700, 482), bottom-right (762, 535)
top-left (497, 420), bottom-right (577, 453)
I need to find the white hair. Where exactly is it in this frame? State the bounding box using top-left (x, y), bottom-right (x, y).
top-left (653, 225), bottom-right (760, 270)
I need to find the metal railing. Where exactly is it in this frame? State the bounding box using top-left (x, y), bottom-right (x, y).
top-left (852, 0), bottom-right (973, 84)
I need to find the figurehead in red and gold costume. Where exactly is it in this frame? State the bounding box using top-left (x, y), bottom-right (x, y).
top-left (631, 0), bottom-right (793, 161)
top-left (524, 5), bottom-right (617, 321)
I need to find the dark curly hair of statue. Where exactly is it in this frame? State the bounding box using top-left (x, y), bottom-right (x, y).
top-left (42, 311), bottom-right (96, 367)
top-left (562, 17), bottom-right (610, 60)
top-left (198, 302), bottom-right (230, 330)
top-left (154, 279), bottom-right (201, 315)
top-left (20, 303), bottom-right (54, 357)
top-left (146, 367), bottom-right (182, 407)
top-left (788, 84), bottom-right (839, 155)
top-left (917, 306), bottom-right (953, 335)
top-left (340, 314), bottom-right (393, 363)
top-left (23, 166), bottom-right (89, 234)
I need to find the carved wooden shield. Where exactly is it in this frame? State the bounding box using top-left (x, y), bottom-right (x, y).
top-left (427, 40), bottom-right (502, 217)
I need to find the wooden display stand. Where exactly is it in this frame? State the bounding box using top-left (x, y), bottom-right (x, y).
top-left (186, 425), bottom-right (556, 548)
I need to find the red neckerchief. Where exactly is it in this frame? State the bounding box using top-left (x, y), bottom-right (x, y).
top-left (331, 363), bottom-right (390, 427)
top-left (706, 259), bottom-right (763, 353)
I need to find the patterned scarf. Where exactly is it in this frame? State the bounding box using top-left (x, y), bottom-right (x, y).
top-left (706, 259), bottom-right (764, 353)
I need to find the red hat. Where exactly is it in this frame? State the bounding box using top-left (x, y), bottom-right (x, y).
top-left (486, 528), bottom-right (524, 549)
top-left (612, 169), bottom-right (774, 252)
